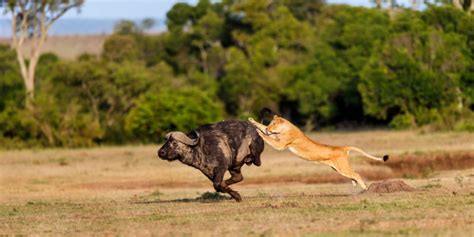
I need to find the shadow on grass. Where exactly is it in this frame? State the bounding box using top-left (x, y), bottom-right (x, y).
top-left (131, 192), bottom-right (352, 204)
top-left (131, 191), bottom-right (232, 204)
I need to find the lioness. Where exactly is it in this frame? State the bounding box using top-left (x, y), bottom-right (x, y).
top-left (248, 115), bottom-right (388, 190)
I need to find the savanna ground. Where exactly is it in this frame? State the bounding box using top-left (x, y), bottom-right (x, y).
top-left (0, 35), bottom-right (105, 59)
top-left (1, 130), bottom-right (474, 236)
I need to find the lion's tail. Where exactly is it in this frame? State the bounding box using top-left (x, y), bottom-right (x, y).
top-left (345, 146), bottom-right (389, 162)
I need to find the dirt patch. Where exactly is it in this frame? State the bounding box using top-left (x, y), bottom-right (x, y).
top-left (366, 180), bottom-right (415, 194)
top-left (248, 151), bottom-right (474, 186)
top-left (369, 151), bottom-right (474, 178)
top-left (245, 170), bottom-right (393, 185)
top-left (71, 151), bottom-right (474, 190)
top-left (244, 151), bottom-right (474, 186)
top-left (73, 170), bottom-right (394, 190)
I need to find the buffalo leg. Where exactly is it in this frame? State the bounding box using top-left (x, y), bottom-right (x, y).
top-left (225, 169), bottom-right (243, 186)
top-left (213, 169), bottom-right (242, 202)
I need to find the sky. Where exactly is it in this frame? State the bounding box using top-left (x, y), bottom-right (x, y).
top-left (62, 0), bottom-right (199, 19)
top-left (0, 0), bottom-right (199, 19)
top-left (1, 0), bottom-right (423, 20)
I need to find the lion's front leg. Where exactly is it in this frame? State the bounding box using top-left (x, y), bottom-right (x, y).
top-left (248, 117), bottom-right (268, 134)
top-left (258, 131), bottom-right (288, 151)
top-left (249, 118), bottom-right (287, 151)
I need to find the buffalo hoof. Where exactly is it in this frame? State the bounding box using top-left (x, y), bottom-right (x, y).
top-left (253, 157), bottom-right (261, 166)
top-left (230, 191), bottom-right (242, 202)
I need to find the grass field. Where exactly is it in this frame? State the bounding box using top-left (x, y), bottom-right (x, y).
top-left (1, 130), bottom-right (474, 236)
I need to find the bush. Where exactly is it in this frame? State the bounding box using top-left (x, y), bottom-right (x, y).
top-left (0, 44), bottom-right (23, 111)
top-left (27, 93), bottom-right (104, 147)
top-left (125, 87), bottom-right (224, 143)
top-left (0, 102), bottom-right (34, 140)
top-left (455, 120), bottom-right (474, 132)
top-left (102, 34), bottom-right (142, 62)
top-left (389, 114), bottom-right (415, 129)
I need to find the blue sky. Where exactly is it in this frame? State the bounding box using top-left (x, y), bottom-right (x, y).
top-left (1, 0), bottom-right (423, 19)
top-left (62, 0), bottom-right (199, 19)
top-left (0, 0), bottom-right (198, 19)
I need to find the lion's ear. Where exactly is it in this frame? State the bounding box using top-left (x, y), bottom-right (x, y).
top-left (273, 115), bottom-right (279, 119)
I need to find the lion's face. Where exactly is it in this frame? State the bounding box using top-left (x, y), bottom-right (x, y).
top-left (266, 115), bottom-right (290, 135)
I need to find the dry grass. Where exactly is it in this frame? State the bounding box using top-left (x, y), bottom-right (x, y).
top-left (1, 130), bottom-right (474, 235)
top-left (0, 35), bottom-right (106, 59)
top-left (366, 180), bottom-right (416, 193)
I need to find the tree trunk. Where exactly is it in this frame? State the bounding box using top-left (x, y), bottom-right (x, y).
top-left (453, 0), bottom-right (464, 10)
top-left (199, 44), bottom-right (209, 75)
top-left (37, 116), bottom-right (56, 145)
top-left (375, 0), bottom-right (382, 9)
top-left (25, 75), bottom-right (35, 110)
top-left (456, 87), bottom-right (463, 112)
top-left (411, 0), bottom-right (418, 10)
top-left (11, 9), bottom-right (31, 108)
top-left (24, 32), bottom-right (47, 109)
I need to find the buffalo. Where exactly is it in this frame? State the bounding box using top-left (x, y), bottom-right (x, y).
top-left (157, 120), bottom-right (264, 202)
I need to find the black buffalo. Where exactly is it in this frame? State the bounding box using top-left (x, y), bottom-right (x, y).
top-left (157, 120), bottom-right (264, 202)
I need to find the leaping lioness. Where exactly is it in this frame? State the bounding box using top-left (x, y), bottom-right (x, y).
top-left (248, 115), bottom-right (388, 190)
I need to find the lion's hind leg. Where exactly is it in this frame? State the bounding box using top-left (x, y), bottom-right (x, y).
top-left (348, 173), bottom-right (367, 190)
top-left (330, 156), bottom-right (368, 190)
top-left (318, 160), bottom-right (356, 186)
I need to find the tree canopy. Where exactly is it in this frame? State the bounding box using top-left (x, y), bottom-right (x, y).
top-left (1, 1), bottom-right (473, 147)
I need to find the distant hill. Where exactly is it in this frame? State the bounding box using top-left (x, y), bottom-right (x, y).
top-left (0, 18), bottom-right (167, 37)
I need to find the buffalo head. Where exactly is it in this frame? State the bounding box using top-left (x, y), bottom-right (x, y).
top-left (158, 131), bottom-right (199, 161)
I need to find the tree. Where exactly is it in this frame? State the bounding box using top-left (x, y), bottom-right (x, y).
top-left (190, 10), bottom-right (224, 75)
top-left (411, 0), bottom-right (419, 10)
top-left (450, 0), bottom-right (474, 12)
top-left (113, 20), bottom-right (142, 35)
top-left (166, 2), bottom-right (194, 32)
top-left (279, 0), bottom-right (324, 23)
top-left (284, 43), bottom-right (350, 126)
top-left (102, 34), bottom-right (142, 63)
top-left (5, 0), bottom-right (84, 108)
top-left (369, 0), bottom-right (400, 10)
top-left (140, 18), bottom-right (155, 32)
top-left (50, 58), bottom-right (168, 143)
top-left (315, 6), bottom-right (390, 123)
top-left (373, 0), bottom-right (383, 9)
top-left (359, 24), bottom-right (469, 127)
